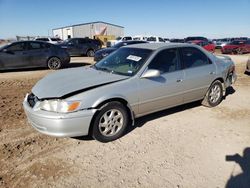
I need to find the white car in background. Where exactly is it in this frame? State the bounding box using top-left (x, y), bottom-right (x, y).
top-left (107, 36), bottom-right (132, 47)
top-left (34, 37), bottom-right (63, 44)
top-left (133, 35), bottom-right (150, 41)
top-left (147, 36), bottom-right (165, 43)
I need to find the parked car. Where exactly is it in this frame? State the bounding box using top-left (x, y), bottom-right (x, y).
top-left (234, 39), bottom-right (250, 54)
top-left (58, 38), bottom-right (101, 57)
top-left (133, 35), bottom-right (149, 41)
top-left (94, 40), bottom-right (148, 61)
top-left (107, 36), bottom-right (133, 47)
top-left (0, 41), bottom-right (70, 70)
top-left (189, 40), bottom-right (215, 53)
top-left (23, 43), bottom-right (237, 142)
top-left (146, 36), bottom-right (165, 43)
top-left (221, 40), bottom-right (247, 54)
top-left (215, 38), bottom-right (233, 49)
top-left (35, 37), bottom-right (63, 44)
top-left (185, 36), bottom-right (208, 43)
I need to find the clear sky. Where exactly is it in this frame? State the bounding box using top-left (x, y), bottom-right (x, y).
top-left (0, 0), bottom-right (249, 39)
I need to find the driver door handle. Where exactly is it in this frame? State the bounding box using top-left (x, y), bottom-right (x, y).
top-left (176, 79), bottom-right (183, 82)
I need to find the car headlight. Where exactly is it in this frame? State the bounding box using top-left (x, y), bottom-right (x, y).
top-left (38, 100), bottom-right (81, 113)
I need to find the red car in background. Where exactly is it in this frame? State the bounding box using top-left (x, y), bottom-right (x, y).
top-left (236, 40), bottom-right (250, 54)
top-left (221, 40), bottom-right (250, 54)
top-left (189, 40), bottom-right (215, 53)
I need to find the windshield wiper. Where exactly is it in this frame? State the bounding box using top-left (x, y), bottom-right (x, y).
top-left (95, 66), bottom-right (113, 73)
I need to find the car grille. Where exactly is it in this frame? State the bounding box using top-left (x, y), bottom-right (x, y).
top-left (27, 93), bottom-right (39, 108)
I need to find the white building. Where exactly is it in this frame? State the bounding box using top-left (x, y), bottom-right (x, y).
top-left (52, 21), bottom-right (124, 40)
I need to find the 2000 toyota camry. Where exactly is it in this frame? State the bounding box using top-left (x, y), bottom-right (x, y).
top-left (23, 43), bottom-right (236, 142)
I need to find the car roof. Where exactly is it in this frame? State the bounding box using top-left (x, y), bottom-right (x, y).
top-left (122, 42), bottom-right (195, 50)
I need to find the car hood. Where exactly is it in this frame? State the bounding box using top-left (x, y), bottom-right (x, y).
top-left (32, 67), bottom-right (129, 99)
top-left (96, 48), bottom-right (116, 54)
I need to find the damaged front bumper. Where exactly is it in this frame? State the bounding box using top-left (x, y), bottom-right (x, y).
top-left (23, 94), bottom-right (97, 137)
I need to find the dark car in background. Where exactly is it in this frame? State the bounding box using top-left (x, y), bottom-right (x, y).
top-left (94, 40), bottom-right (148, 61)
top-left (58, 38), bottom-right (101, 57)
top-left (0, 41), bottom-right (70, 70)
top-left (185, 36), bottom-right (208, 43)
top-left (169, 38), bottom-right (185, 43)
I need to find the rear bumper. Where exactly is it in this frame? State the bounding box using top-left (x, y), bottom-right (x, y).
top-left (23, 95), bottom-right (96, 137)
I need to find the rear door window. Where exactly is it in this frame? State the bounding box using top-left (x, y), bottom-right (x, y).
top-left (78, 39), bottom-right (88, 44)
top-left (148, 48), bottom-right (180, 74)
top-left (28, 42), bottom-right (43, 50)
top-left (180, 47), bottom-right (210, 69)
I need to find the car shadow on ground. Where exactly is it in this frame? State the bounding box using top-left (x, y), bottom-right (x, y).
top-left (74, 86), bottom-right (237, 142)
top-left (124, 101), bottom-right (202, 136)
top-left (244, 71), bottom-right (250, 76)
top-left (225, 147), bottom-right (250, 188)
top-left (73, 101), bottom-right (202, 142)
top-left (67, 62), bottom-right (91, 68)
top-left (223, 86), bottom-right (236, 100)
top-left (0, 63), bottom-right (91, 73)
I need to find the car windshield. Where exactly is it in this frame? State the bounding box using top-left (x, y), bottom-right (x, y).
top-left (93, 48), bottom-right (152, 76)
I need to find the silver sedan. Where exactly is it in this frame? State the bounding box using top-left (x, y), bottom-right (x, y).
top-left (23, 43), bottom-right (237, 142)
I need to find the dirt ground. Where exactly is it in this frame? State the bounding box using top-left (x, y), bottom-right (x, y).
top-left (0, 55), bottom-right (249, 188)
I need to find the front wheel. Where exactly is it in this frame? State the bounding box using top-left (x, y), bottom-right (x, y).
top-left (47, 57), bottom-right (62, 70)
top-left (202, 80), bottom-right (223, 107)
top-left (86, 49), bottom-right (95, 57)
top-left (92, 102), bottom-right (129, 142)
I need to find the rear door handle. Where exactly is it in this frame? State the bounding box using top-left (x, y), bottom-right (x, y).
top-left (177, 79), bottom-right (183, 82)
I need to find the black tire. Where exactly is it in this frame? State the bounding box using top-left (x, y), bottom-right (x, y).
top-left (92, 102), bottom-right (129, 142)
top-left (47, 57), bottom-right (62, 70)
top-left (86, 49), bottom-right (95, 57)
top-left (236, 48), bottom-right (243, 55)
top-left (202, 80), bottom-right (223, 107)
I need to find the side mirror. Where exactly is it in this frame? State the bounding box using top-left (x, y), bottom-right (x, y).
top-left (141, 69), bottom-right (160, 78)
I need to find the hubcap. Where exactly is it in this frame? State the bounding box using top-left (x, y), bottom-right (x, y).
top-left (209, 84), bottom-right (221, 103)
top-left (48, 58), bottom-right (60, 69)
top-left (88, 51), bottom-right (94, 57)
top-left (98, 109), bottom-right (124, 137)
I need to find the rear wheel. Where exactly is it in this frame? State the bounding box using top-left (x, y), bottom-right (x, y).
top-left (47, 57), bottom-right (62, 70)
top-left (202, 80), bottom-right (223, 107)
top-left (92, 102), bottom-right (129, 142)
top-left (236, 48), bottom-right (243, 55)
top-left (86, 49), bottom-right (95, 57)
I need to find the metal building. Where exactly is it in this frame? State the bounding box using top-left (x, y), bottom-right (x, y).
top-left (52, 21), bottom-right (124, 40)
